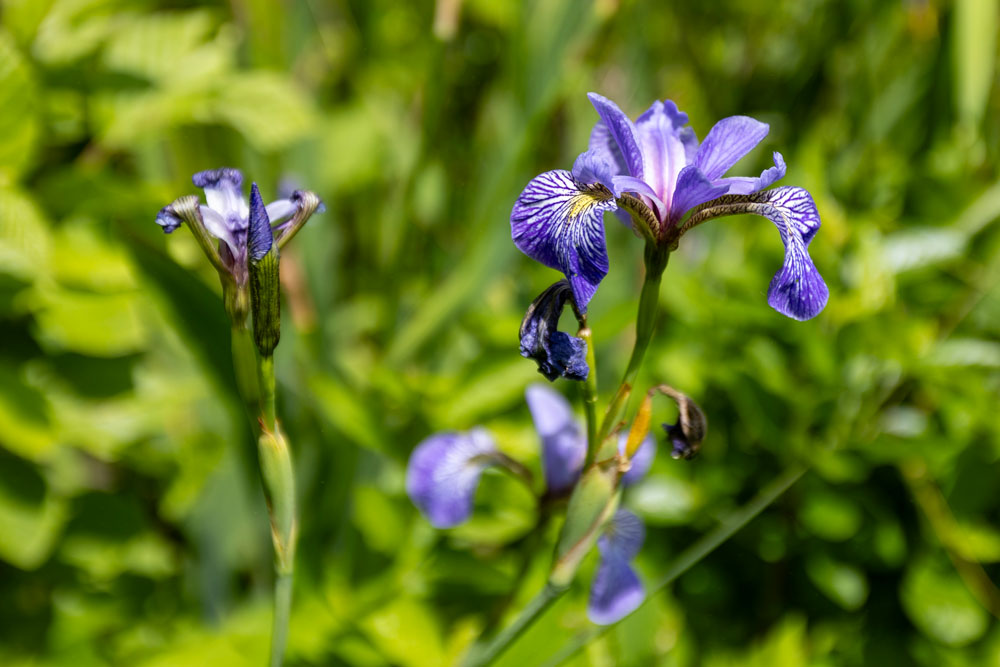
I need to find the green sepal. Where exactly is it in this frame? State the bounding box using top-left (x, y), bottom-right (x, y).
top-left (549, 459), bottom-right (622, 587)
top-left (250, 246), bottom-right (281, 357)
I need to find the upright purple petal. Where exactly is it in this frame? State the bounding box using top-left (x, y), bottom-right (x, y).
top-left (694, 116), bottom-right (770, 181)
top-left (634, 100), bottom-right (692, 208)
top-left (588, 121), bottom-right (629, 176)
top-left (247, 183), bottom-right (273, 261)
top-left (717, 152), bottom-right (787, 195)
top-left (511, 170), bottom-right (617, 310)
top-left (756, 187), bottom-right (828, 320)
top-left (193, 168), bottom-right (249, 220)
top-left (618, 432), bottom-right (657, 486)
top-left (406, 428), bottom-right (497, 528)
top-left (588, 509), bottom-right (646, 625)
top-left (526, 384), bottom-right (586, 494)
top-left (668, 165), bottom-right (730, 224)
top-left (587, 93), bottom-right (644, 179)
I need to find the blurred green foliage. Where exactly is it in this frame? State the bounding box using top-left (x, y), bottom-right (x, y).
top-left (0, 0), bottom-right (999, 665)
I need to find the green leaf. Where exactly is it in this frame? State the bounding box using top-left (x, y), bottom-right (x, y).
top-left (0, 31), bottom-right (40, 179)
top-left (550, 461), bottom-right (619, 587)
top-left (0, 187), bottom-right (50, 282)
top-left (213, 72), bottom-right (316, 152)
top-left (29, 287), bottom-right (147, 357)
top-left (0, 452), bottom-right (67, 569)
top-left (798, 491), bottom-right (862, 542)
top-left (362, 597), bottom-right (446, 667)
top-left (900, 556), bottom-right (989, 646)
top-left (953, 0), bottom-right (998, 130)
top-left (805, 554), bottom-right (869, 611)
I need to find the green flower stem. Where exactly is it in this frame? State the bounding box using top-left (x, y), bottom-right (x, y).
top-left (463, 583), bottom-right (567, 667)
top-left (230, 324), bottom-right (260, 412)
top-left (597, 244), bottom-right (670, 444)
top-left (256, 354), bottom-right (298, 667)
top-left (540, 463), bottom-right (809, 667)
top-left (577, 325), bottom-right (599, 462)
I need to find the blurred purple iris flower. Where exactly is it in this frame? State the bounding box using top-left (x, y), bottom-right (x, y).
top-left (406, 384), bottom-right (656, 624)
top-left (156, 167), bottom-right (316, 283)
top-left (511, 93), bottom-right (828, 321)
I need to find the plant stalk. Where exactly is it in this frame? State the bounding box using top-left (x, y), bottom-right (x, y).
top-left (464, 583), bottom-right (567, 667)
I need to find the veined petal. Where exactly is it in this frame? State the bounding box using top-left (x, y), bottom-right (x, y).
top-left (193, 168), bottom-right (249, 220)
top-left (519, 281), bottom-right (589, 382)
top-left (694, 116), bottom-right (770, 181)
top-left (758, 187), bottom-right (828, 320)
top-left (406, 428), bottom-right (497, 528)
top-left (587, 93), bottom-right (644, 179)
top-left (618, 432), bottom-right (656, 486)
top-left (572, 151), bottom-right (619, 195)
top-left (588, 121), bottom-right (629, 176)
top-left (717, 151), bottom-right (787, 195)
top-left (526, 384), bottom-right (586, 494)
top-left (248, 183), bottom-right (273, 262)
top-left (511, 170), bottom-right (617, 310)
top-left (198, 205), bottom-right (239, 250)
top-left (669, 165), bottom-right (730, 224)
top-left (588, 509), bottom-right (646, 625)
top-left (635, 100), bottom-right (692, 207)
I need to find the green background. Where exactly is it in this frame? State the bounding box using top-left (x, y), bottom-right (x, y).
top-left (1, 0), bottom-right (999, 664)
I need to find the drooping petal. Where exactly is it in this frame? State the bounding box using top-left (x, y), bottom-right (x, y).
top-left (525, 384), bottom-right (586, 494)
top-left (511, 170), bottom-right (617, 310)
top-left (587, 93), bottom-right (644, 179)
top-left (694, 116), bottom-right (770, 181)
top-left (669, 165), bottom-right (730, 224)
top-left (634, 100), bottom-right (693, 207)
top-left (757, 187), bottom-right (828, 320)
top-left (588, 509), bottom-right (646, 625)
top-left (618, 432), bottom-right (656, 486)
top-left (155, 206), bottom-right (182, 233)
top-left (519, 280), bottom-right (589, 382)
top-left (406, 428), bottom-right (497, 528)
top-left (717, 152), bottom-right (787, 195)
top-left (247, 183), bottom-right (273, 262)
top-left (192, 168), bottom-right (249, 220)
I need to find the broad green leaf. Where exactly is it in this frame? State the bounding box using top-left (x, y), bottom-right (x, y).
top-left (798, 491), bottom-right (862, 542)
top-left (805, 554), bottom-right (869, 611)
top-left (0, 454), bottom-right (67, 569)
top-left (0, 32), bottom-right (39, 180)
top-left (0, 187), bottom-right (50, 283)
top-left (362, 597), bottom-right (446, 667)
top-left (0, 364), bottom-right (57, 461)
top-left (213, 72), bottom-right (316, 152)
top-left (901, 556), bottom-right (989, 646)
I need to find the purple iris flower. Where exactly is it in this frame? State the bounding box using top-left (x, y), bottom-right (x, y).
top-left (511, 93), bottom-right (828, 321)
top-left (155, 167), bottom-right (316, 284)
top-left (405, 384), bottom-right (656, 624)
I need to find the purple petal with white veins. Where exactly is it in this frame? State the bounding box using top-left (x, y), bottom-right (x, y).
top-left (588, 509), bottom-right (646, 625)
top-left (755, 187), bottom-right (828, 320)
top-left (526, 384), bottom-right (586, 493)
top-left (248, 183), bottom-right (273, 262)
top-left (635, 100), bottom-right (692, 207)
top-left (617, 432), bottom-right (657, 486)
top-left (717, 152), bottom-right (787, 195)
top-left (511, 170), bottom-right (617, 310)
top-left (406, 428), bottom-right (497, 528)
top-left (669, 165), bottom-right (730, 224)
top-left (694, 116), bottom-right (770, 181)
top-left (587, 93), bottom-right (644, 180)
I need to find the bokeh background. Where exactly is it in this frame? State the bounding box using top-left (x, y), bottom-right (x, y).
top-left (1, 0), bottom-right (1000, 664)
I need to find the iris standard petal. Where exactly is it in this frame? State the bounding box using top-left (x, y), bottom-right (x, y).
top-left (519, 281), bottom-right (589, 382)
top-left (248, 183), bottom-right (273, 262)
top-left (694, 116), bottom-right (770, 181)
top-left (193, 167), bottom-right (249, 220)
top-left (635, 100), bottom-right (693, 206)
top-left (756, 187), bottom-right (828, 320)
top-left (588, 509), bottom-right (646, 625)
top-left (511, 169), bottom-right (617, 310)
top-left (526, 384), bottom-right (586, 494)
top-left (618, 432), bottom-right (656, 486)
top-left (717, 152), bottom-right (787, 195)
top-left (406, 428), bottom-right (497, 528)
top-left (588, 121), bottom-right (629, 177)
top-left (669, 165), bottom-right (730, 224)
top-left (587, 93), bottom-right (644, 180)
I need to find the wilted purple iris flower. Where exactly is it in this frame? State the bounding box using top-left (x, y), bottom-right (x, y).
top-left (519, 280), bottom-right (589, 382)
top-left (511, 93), bottom-right (828, 321)
top-left (406, 384), bottom-right (655, 624)
top-left (156, 167), bottom-right (319, 284)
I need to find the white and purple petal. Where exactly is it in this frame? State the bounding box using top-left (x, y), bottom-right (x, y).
top-left (617, 432), bottom-right (657, 486)
top-left (635, 100), bottom-right (693, 207)
top-left (755, 187), bottom-right (828, 320)
top-left (193, 168), bottom-right (249, 220)
top-left (588, 509), bottom-right (646, 625)
top-left (511, 169), bottom-right (617, 310)
top-left (587, 93), bottom-right (644, 179)
top-left (694, 116), bottom-right (770, 181)
top-left (668, 165), bottom-right (730, 224)
top-left (406, 428), bottom-right (497, 529)
top-left (525, 384), bottom-right (586, 494)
